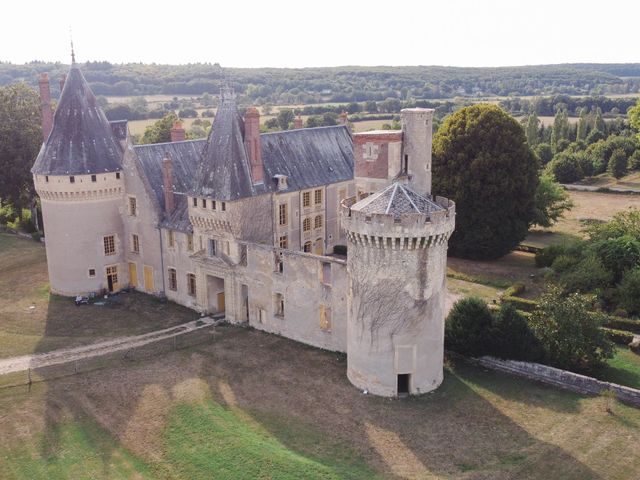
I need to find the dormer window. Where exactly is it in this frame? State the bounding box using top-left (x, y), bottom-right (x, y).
top-left (274, 174), bottom-right (288, 191)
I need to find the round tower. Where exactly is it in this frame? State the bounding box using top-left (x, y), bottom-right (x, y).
top-left (32, 65), bottom-right (125, 296)
top-left (341, 182), bottom-right (455, 396)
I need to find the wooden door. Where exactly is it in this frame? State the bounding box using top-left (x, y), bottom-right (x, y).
top-left (217, 292), bottom-right (225, 312)
top-left (106, 265), bottom-right (118, 292)
top-left (128, 262), bottom-right (138, 288)
top-left (143, 265), bottom-right (154, 292)
top-left (314, 238), bottom-right (324, 255)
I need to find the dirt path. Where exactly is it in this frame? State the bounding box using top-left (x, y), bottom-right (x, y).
top-left (0, 317), bottom-right (217, 376)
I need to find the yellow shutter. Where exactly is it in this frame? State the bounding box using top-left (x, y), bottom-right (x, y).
top-left (143, 265), bottom-right (154, 292)
top-left (129, 262), bottom-right (138, 288)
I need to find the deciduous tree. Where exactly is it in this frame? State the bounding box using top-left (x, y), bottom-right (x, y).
top-left (432, 104), bottom-right (539, 259)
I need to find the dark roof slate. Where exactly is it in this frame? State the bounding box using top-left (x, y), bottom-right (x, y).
top-left (134, 139), bottom-right (202, 209)
top-left (262, 126), bottom-right (353, 193)
top-left (193, 96), bottom-right (258, 201)
top-left (354, 182), bottom-right (443, 216)
top-left (32, 67), bottom-right (123, 175)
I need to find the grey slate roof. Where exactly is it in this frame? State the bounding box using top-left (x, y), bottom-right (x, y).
top-left (261, 126), bottom-right (353, 193)
top-left (354, 182), bottom-right (443, 216)
top-left (32, 67), bottom-right (123, 175)
top-left (110, 120), bottom-right (128, 142)
top-left (134, 139), bottom-right (202, 209)
top-left (193, 95), bottom-right (258, 201)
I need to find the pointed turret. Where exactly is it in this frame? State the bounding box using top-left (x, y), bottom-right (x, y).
top-left (31, 65), bottom-right (122, 175)
top-left (193, 88), bottom-right (256, 201)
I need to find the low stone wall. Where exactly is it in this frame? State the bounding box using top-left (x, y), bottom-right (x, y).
top-left (472, 356), bottom-right (640, 407)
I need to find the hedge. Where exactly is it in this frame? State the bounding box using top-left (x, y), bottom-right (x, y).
top-left (502, 295), bottom-right (538, 313)
top-left (602, 327), bottom-right (635, 345)
top-left (604, 316), bottom-right (640, 334)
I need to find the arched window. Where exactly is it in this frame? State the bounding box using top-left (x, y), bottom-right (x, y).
top-left (303, 241), bottom-right (312, 252)
top-left (314, 215), bottom-right (323, 229)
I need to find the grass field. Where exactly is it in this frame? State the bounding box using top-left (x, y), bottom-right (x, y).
top-left (524, 190), bottom-right (640, 249)
top-left (0, 233), bottom-right (197, 359)
top-left (598, 347), bottom-right (640, 390)
top-left (576, 171), bottom-right (640, 191)
top-left (1, 327), bottom-right (640, 479)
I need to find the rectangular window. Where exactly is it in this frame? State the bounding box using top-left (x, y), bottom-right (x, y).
top-left (69, 176), bottom-right (75, 183)
top-left (88, 268), bottom-right (96, 277)
top-left (274, 293), bottom-right (285, 317)
top-left (314, 189), bottom-right (322, 205)
top-left (168, 268), bottom-right (177, 291)
top-left (319, 305), bottom-right (332, 331)
top-left (103, 235), bottom-right (116, 255)
top-left (303, 217), bottom-right (311, 232)
top-left (208, 238), bottom-right (216, 257)
top-left (258, 308), bottom-right (266, 324)
top-left (303, 241), bottom-right (312, 253)
top-left (187, 234), bottom-right (194, 252)
top-left (45, 175), bottom-right (49, 183)
top-left (212, 200), bottom-right (217, 210)
top-left (275, 252), bottom-right (284, 273)
top-left (132, 234), bottom-right (140, 253)
top-left (278, 203), bottom-right (288, 226)
top-left (91, 174), bottom-right (97, 182)
top-left (302, 191), bottom-right (311, 207)
top-left (168, 230), bottom-right (175, 248)
top-left (314, 215), bottom-right (323, 229)
top-left (192, 197), bottom-right (197, 207)
top-left (201, 198), bottom-right (207, 208)
top-left (187, 273), bottom-right (197, 296)
top-left (116, 172), bottom-right (120, 179)
top-left (279, 235), bottom-right (288, 249)
top-left (221, 202), bottom-right (226, 211)
top-left (128, 196), bottom-right (137, 216)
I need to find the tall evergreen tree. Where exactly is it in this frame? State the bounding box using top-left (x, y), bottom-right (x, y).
top-left (576, 108), bottom-right (588, 141)
top-left (525, 113), bottom-right (539, 146)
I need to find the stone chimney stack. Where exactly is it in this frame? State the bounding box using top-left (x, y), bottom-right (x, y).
top-left (59, 74), bottom-right (66, 92)
top-left (293, 116), bottom-right (303, 129)
top-left (162, 154), bottom-right (175, 213)
top-left (243, 107), bottom-right (263, 184)
top-left (339, 111), bottom-right (348, 125)
top-left (170, 121), bottom-right (186, 142)
top-left (38, 73), bottom-right (54, 141)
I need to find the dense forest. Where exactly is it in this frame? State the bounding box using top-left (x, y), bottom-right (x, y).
top-left (1, 61), bottom-right (640, 105)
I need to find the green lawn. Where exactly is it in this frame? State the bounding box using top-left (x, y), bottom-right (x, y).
top-left (598, 347), bottom-right (640, 390)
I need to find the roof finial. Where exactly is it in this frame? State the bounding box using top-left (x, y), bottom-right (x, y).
top-left (69, 27), bottom-right (76, 65)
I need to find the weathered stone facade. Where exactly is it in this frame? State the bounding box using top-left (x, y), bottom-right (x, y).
top-left (33, 64), bottom-right (454, 397)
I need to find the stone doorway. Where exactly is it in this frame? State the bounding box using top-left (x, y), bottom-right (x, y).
top-left (207, 275), bottom-right (225, 314)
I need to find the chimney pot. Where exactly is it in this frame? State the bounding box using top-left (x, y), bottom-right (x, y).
top-left (162, 155), bottom-right (175, 213)
top-left (38, 73), bottom-right (53, 142)
top-left (244, 107), bottom-right (263, 184)
top-left (170, 121), bottom-right (186, 142)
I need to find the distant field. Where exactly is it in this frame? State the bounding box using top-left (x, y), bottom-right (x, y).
top-left (352, 119), bottom-right (390, 132)
top-left (576, 171), bottom-right (640, 191)
top-left (525, 190), bottom-right (640, 248)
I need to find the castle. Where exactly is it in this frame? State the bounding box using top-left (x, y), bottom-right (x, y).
top-left (32, 62), bottom-right (455, 397)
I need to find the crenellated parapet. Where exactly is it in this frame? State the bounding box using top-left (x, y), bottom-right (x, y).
top-left (33, 172), bottom-right (123, 202)
top-left (340, 193), bottom-right (455, 250)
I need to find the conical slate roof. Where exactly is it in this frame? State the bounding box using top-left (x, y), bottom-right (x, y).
top-left (32, 66), bottom-right (123, 175)
top-left (193, 92), bottom-right (256, 201)
top-left (353, 182), bottom-right (443, 216)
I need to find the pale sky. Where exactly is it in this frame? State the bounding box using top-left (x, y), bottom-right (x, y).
top-left (3, 0), bottom-right (639, 67)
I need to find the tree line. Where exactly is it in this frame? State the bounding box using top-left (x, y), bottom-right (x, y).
top-left (2, 61), bottom-right (640, 105)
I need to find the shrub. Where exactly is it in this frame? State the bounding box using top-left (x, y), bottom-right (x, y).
top-left (550, 254), bottom-right (581, 273)
top-left (602, 328), bottom-right (634, 345)
top-left (535, 243), bottom-right (568, 268)
top-left (547, 152), bottom-right (583, 183)
top-left (504, 282), bottom-right (525, 297)
top-left (607, 148), bottom-right (628, 179)
top-left (630, 150), bottom-right (640, 171)
top-left (444, 297), bottom-right (494, 357)
top-left (556, 254), bottom-right (613, 294)
top-left (502, 295), bottom-right (538, 313)
top-left (490, 303), bottom-right (543, 361)
top-left (618, 267), bottom-right (640, 315)
top-left (530, 286), bottom-right (614, 373)
top-left (590, 235), bottom-right (640, 282)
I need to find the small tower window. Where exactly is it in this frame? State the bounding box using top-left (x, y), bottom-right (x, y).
top-left (45, 176), bottom-right (49, 183)
top-left (116, 172), bottom-right (121, 179)
top-left (403, 154), bottom-right (409, 174)
top-left (69, 176), bottom-right (75, 183)
top-left (192, 197), bottom-right (197, 207)
top-left (88, 268), bottom-right (96, 277)
top-left (221, 202), bottom-right (226, 211)
top-left (201, 198), bottom-right (207, 208)
top-left (91, 174), bottom-right (97, 182)
top-left (303, 241), bottom-right (312, 252)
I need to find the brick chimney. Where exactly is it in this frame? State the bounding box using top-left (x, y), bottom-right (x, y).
top-left (170, 121), bottom-right (186, 142)
top-left (293, 116), bottom-right (303, 129)
top-left (162, 154), bottom-right (175, 213)
top-left (59, 73), bottom-right (66, 92)
top-left (38, 73), bottom-right (53, 141)
top-left (243, 107), bottom-right (263, 184)
top-left (339, 111), bottom-right (348, 125)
